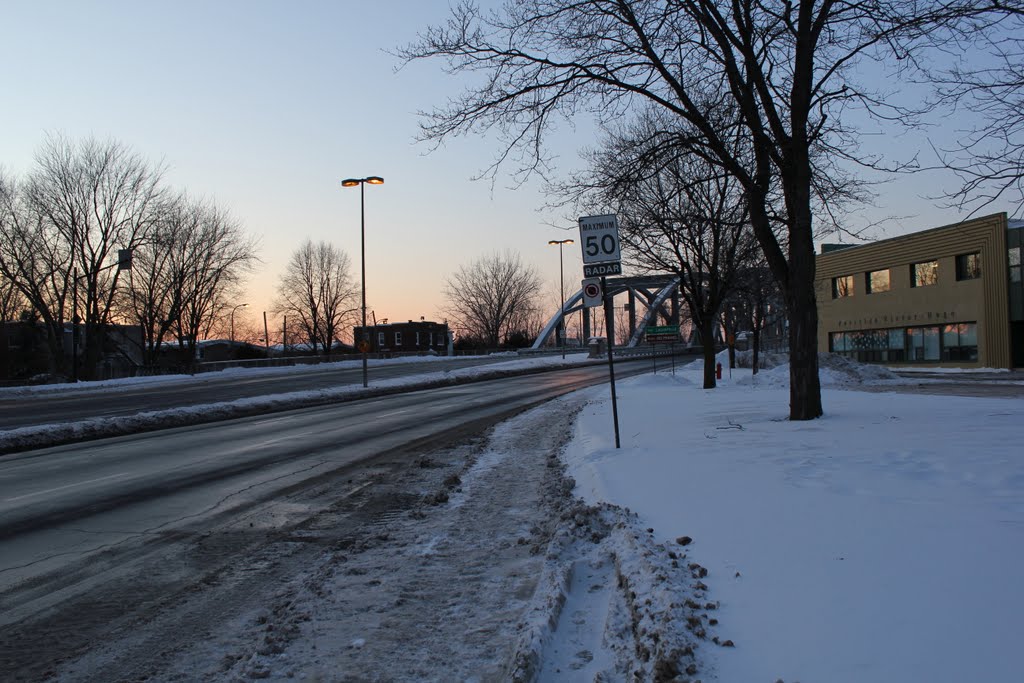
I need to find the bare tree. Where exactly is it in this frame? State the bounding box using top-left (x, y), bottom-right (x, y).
top-left (0, 167), bottom-right (74, 374)
top-left (931, 4), bottom-right (1024, 215)
top-left (121, 194), bottom-right (258, 367)
top-left (0, 270), bottom-right (28, 322)
top-left (275, 240), bottom-right (358, 356)
top-left (401, 0), bottom-right (986, 419)
top-left (443, 251), bottom-right (542, 348)
top-left (724, 263), bottom-right (783, 374)
top-left (21, 135), bottom-right (164, 378)
top-left (567, 114), bottom-right (759, 387)
top-left (119, 196), bottom-right (184, 366)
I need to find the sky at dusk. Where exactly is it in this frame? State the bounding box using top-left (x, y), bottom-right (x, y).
top-left (1, 1), bottom-right (1014, 336)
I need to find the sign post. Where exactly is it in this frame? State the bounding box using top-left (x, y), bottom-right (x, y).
top-left (601, 275), bottom-right (621, 449)
top-left (645, 325), bottom-right (681, 376)
top-left (579, 214), bottom-right (622, 449)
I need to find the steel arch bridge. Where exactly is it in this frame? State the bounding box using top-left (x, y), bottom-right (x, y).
top-left (530, 274), bottom-right (683, 350)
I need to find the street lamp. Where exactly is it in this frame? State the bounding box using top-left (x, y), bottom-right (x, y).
top-left (230, 303), bottom-right (248, 355)
top-left (548, 238), bottom-right (574, 359)
top-left (341, 175), bottom-right (384, 388)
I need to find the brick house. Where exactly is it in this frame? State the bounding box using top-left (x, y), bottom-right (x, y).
top-left (352, 320), bottom-right (451, 355)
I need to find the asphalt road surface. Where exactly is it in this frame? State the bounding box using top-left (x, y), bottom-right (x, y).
top-left (0, 360), bottom-right (649, 681)
top-left (0, 356), bottom-right (574, 430)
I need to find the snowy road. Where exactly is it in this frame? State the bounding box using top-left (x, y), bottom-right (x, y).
top-left (0, 355), bottom-right (577, 430)
top-left (1, 360), bottom-right (701, 681)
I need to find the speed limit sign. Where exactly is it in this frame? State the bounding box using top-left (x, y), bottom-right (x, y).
top-left (581, 277), bottom-right (603, 308)
top-left (579, 214), bottom-right (621, 276)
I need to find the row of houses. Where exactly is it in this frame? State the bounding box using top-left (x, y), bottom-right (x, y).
top-left (0, 318), bottom-right (455, 381)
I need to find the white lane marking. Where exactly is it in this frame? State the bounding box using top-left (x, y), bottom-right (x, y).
top-left (4, 471), bottom-right (132, 503)
top-left (375, 409), bottom-right (412, 419)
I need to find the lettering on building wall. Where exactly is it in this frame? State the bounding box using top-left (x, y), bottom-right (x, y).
top-left (835, 311), bottom-right (957, 328)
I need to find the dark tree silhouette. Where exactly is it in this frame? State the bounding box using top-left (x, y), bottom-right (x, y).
top-left (402, 0), bottom-right (988, 419)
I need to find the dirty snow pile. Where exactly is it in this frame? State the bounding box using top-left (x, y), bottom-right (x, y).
top-left (170, 395), bottom-right (713, 682)
top-left (746, 351), bottom-right (902, 386)
top-left (685, 349), bottom-right (902, 386)
top-left (563, 362), bottom-right (1024, 682)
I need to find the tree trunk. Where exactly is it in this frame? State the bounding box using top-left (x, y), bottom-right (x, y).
top-left (699, 320), bottom-right (717, 389)
top-left (752, 301), bottom-right (763, 375)
top-left (786, 231), bottom-right (823, 419)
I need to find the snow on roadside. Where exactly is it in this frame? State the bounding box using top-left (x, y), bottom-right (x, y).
top-left (173, 393), bottom-right (708, 681)
top-left (562, 361), bottom-right (1024, 682)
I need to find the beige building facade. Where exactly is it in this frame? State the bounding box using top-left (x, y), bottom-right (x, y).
top-left (816, 213), bottom-right (1024, 369)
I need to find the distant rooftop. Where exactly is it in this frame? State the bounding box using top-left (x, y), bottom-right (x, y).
top-left (819, 243), bottom-right (858, 254)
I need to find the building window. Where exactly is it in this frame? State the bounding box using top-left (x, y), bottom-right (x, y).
top-left (831, 322), bottom-right (977, 364)
top-left (378, 332), bottom-right (385, 347)
top-left (866, 269), bottom-right (890, 294)
top-left (911, 260), bottom-right (938, 287)
top-left (956, 252), bottom-right (981, 281)
top-left (415, 331), bottom-right (421, 346)
top-left (395, 332), bottom-right (402, 346)
top-left (907, 326), bottom-right (941, 361)
top-left (942, 323), bottom-right (979, 362)
top-left (832, 275), bottom-right (854, 298)
top-left (1010, 246), bottom-right (1021, 284)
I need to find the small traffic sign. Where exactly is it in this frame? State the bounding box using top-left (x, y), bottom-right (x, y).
top-left (583, 262), bottom-right (622, 277)
top-left (581, 278), bottom-right (602, 308)
top-left (578, 214), bottom-right (621, 265)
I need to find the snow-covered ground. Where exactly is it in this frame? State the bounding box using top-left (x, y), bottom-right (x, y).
top-left (562, 353), bottom-right (1024, 682)
top-left (7, 351), bottom-right (1021, 681)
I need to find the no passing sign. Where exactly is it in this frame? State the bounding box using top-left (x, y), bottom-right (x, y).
top-left (581, 277), bottom-right (602, 308)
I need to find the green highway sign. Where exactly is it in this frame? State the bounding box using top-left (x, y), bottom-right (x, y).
top-left (645, 324), bottom-right (680, 344)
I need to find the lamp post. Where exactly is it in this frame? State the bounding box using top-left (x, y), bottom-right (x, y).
top-left (548, 238), bottom-right (574, 359)
top-left (230, 303), bottom-right (248, 355)
top-left (341, 175), bottom-right (384, 388)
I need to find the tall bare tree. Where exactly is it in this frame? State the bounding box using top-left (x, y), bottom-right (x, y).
top-left (932, 3), bottom-right (1024, 215)
top-left (0, 270), bottom-right (28, 322)
top-left (122, 194), bottom-right (258, 366)
top-left (567, 114), bottom-right (760, 387)
top-left (443, 250), bottom-right (542, 348)
top-left (724, 263), bottom-right (783, 374)
top-left (401, 0), bottom-right (987, 419)
top-left (0, 167), bottom-right (74, 374)
top-left (21, 136), bottom-right (164, 378)
top-left (275, 240), bottom-right (358, 356)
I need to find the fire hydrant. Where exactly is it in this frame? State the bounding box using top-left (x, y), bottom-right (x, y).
top-left (715, 362), bottom-right (723, 380)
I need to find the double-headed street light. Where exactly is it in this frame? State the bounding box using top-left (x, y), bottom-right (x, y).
top-left (548, 238), bottom-right (574, 359)
top-left (341, 176), bottom-right (384, 388)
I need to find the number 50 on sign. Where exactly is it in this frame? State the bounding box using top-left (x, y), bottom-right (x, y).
top-left (578, 214), bottom-right (621, 265)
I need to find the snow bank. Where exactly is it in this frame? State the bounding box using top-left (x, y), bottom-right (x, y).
top-left (685, 350), bottom-right (902, 387)
top-left (562, 368), bottom-right (1024, 682)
